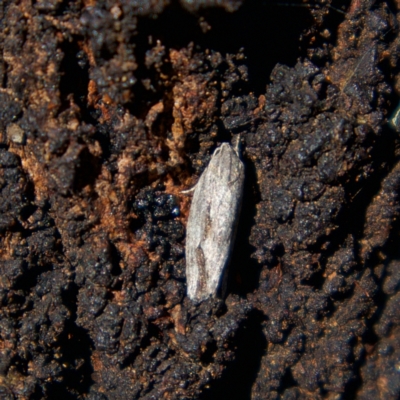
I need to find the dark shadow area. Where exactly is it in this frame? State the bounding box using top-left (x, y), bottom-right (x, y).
top-left (228, 151), bottom-right (261, 297)
top-left (44, 283), bottom-right (95, 397)
top-left (278, 366), bottom-right (297, 394)
top-left (109, 241), bottom-right (123, 277)
top-left (44, 324), bottom-right (94, 398)
top-left (131, 0), bottom-right (334, 119)
top-left (120, 346), bottom-right (141, 370)
top-left (200, 310), bottom-right (267, 400)
top-left (33, 0), bottom-right (75, 16)
top-left (201, 309), bottom-right (267, 400)
top-left (74, 147), bottom-right (102, 192)
top-left (342, 191), bottom-right (400, 399)
top-left (59, 40), bottom-right (93, 125)
top-left (200, 340), bottom-right (218, 365)
top-left (300, 266), bottom-right (326, 290)
top-left (201, 0), bottom-right (313, 93)
top-left (19, 178), bottom-right (38, 220)
top-left (350, 124), bottom-right (396, 233)
top-left (12, 259), bottom-right (53, 293)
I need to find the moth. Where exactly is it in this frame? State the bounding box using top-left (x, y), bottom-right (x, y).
top-left (185, 142), bottom-right (245, 302)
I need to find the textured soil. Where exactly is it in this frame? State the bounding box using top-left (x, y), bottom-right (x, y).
top-left (0, 0), bottom-right (400, 399)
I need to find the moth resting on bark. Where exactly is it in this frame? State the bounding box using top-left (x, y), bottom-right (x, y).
top-left (185, 142), bottom-right (245, 302)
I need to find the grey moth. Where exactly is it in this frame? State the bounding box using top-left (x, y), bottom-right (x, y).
top-left (185, 142), bottom-right (245, 302)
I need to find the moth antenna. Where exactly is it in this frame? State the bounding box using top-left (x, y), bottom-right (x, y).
top-left (232, 134), bottom-right (242, 157)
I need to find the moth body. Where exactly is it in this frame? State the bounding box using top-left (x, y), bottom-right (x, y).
top-left (185, 142), bottom-right (245, 302)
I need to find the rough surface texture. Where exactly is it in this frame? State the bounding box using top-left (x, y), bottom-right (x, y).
top-left (0, 0), bottom-right (399, 399)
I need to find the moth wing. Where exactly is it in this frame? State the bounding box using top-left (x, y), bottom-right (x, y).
top-left (185, 168), bottom-right (212, 300)
top-left (185, 143), bottom-right (244, 302)
top-left (202, 145), bottom-right (244, 297)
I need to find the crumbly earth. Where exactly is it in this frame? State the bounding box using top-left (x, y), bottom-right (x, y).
top-left (0, 0), bottom-right (399, 399)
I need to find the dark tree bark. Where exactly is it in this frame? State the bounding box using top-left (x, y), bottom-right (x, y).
top-left (0, 0), bottom-right (399, 398)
